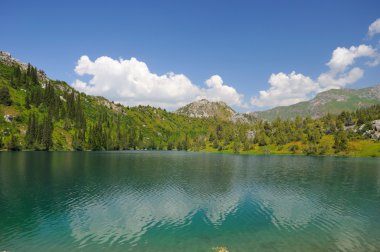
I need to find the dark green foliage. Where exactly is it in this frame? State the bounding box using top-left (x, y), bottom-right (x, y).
top-left (41, 114), bottom-right (54, 150)
top-left (27, 63), bottom-right (38, 85)
top-left (26, 112), bottom-right (38, 147)
top-left (25, 94), bottom-right (31, 109)
top-left (334, 123), bottom-right (348, 152)
top-left (0, 86), bottom-right (12, 106)
top-left (233, 140), bottom-right (241, 153)
top-left (289, 144), bottom-right (299, 153)
top-left (25, 112), bottom-right (54, 150)
top-left (7, 134), bottom-right (21, 151)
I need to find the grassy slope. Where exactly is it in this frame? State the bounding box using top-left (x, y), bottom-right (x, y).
top-left (202, 136), bottom-right (380, 157)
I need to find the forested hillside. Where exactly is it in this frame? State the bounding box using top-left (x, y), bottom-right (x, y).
top-left (0, 51), bottom-right (380, 156)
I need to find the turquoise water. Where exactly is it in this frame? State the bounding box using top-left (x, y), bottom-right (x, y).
top-left (1, 152), bottom-right (380, 251)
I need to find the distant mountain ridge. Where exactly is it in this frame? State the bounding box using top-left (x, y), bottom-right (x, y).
top-left (176, 85), bottom-right (380, 122)
top-left (250, 85), bottom-right (380, 121)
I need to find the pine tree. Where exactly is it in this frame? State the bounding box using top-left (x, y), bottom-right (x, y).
top-left (72, 130), bottom-right (85, 151)
top-left (26, 113), bottom-right (38, 147)
top-left (7, 134), bottom-right (21, 151)
top-left (25, 93), bottom-right (31, 109)
top-left (0, 87), bottom-right (12, 106)
top-left (27, 63), bottom-right (31, 76)
top-left (67, 91), bottom-right (76, 119)
top-left (41, 114), bottom-right (54, 150)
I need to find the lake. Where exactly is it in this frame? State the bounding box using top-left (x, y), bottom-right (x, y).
top-left (1, 152), bottom-right (380, 251)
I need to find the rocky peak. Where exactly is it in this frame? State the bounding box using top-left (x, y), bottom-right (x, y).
top-left (176, 99), bottom-right (256, 124)
top-left (176, 99), bottom-right (236, 120)
top-left (0, 50), bottom-right (48, 85)
top-left (0, 51), bottom-right (28, 70)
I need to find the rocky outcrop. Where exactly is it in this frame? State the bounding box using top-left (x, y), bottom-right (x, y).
top-left (176, 99), bottom-right (235, 120)
top-left (0, 51), bottom-right (28, 70)
top-left (355, 120), bottom-right (380, 141)
top-left (372, 120), bottom-right (380, 131)
top-left (3, 115), bottom-right (13, 123)
top-left (0, 51), bottom-right (49, 85)
top-left (176, 99), bottom-right (257, 124)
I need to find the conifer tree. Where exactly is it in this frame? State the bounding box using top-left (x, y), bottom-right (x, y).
top-left (25, 93), bottom-right (31, 109)
top-left (41, 113), bottom-right (54, 150)
top-left (26, 113), bottom-right (38, 147)
top-left (0, 87), bottom-right (12, 106)
top-left (7, 134), bottom-right (21, 151)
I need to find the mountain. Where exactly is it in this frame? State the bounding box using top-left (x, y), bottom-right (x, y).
top-left (177, 84), bottom-right (380, 123)
top-left (0, 51), bottom-right (219, 151)
top-left (251, 85), bottom-right (380, 121)
top-left (1, 50), bottom-right (379, 156)
top-left (176, 99), bottom-right (235, 120)
top-left (175, 99), bottom-right (256, 123)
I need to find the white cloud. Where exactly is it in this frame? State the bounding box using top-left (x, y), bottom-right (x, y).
top-left (326, 45), bottom-right (376, 72)
top-left (317, 67), bottom-right (364, 90)
top-left (368, 18), bottom-right (380, 37)
top-left (318, 45), bottom-right (377, 90)
top-left (251, 72), bottom-right (318, 107)
top-left (251, 44), bottom-right (378, 108)
top-left (201, 75), bottom-right (245, 107)
top-left (73, 56), bottom-right (244, 109)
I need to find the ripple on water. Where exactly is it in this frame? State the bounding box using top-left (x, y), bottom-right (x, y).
top-left (1, 152), bottom-right (380, 251)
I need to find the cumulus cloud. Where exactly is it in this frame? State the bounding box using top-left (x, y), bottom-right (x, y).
top-left (73, 56), bottom-right (244, 109)
top-left (368, 18), bottom-right (380, 37)
top-left (317, 67), bottom-right (364, 90)
top-left (317, 45), bottom-right (377, 90)
top-left (251, 72), bottom-right (318, 107)
top-left (201, 75), bottom-right (245, 107)
top-left (326, 45), bottom-right (376, 72)
top-left (251, 44), bottom-right (378, 107)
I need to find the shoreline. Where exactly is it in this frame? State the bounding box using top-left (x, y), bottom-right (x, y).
top-left (1, 147), bottom-right (379, 158)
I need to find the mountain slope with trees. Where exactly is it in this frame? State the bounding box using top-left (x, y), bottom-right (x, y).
top-left (0, 51), bottom-right (379, 156)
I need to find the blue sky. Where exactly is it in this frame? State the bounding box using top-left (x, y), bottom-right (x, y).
top-left (1, 0), bottom-right (380, 111)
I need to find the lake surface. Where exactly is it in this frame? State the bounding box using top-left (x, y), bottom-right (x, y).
top-left (1, 152), bottom-right (380, 251)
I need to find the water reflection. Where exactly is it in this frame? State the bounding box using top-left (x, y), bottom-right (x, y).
top-left (1, 152), bottom-right (380, 251)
